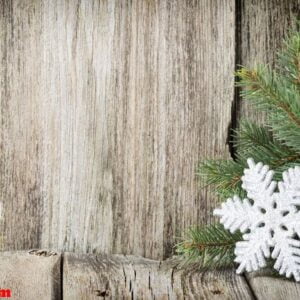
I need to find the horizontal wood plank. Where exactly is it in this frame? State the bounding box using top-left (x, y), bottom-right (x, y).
top-left (247, 270), bottom-right (300, 300)
top-left (63, 253), bottom-right (254, 300)
top-left (0, 250), bottom-right (61, 300)
top-left (2, 252), bottom-right (300, 299)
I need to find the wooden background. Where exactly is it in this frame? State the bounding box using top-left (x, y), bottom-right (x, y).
top-left (0, 0), bottom-right (299, 262)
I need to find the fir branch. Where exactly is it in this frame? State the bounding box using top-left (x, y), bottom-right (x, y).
top-left (198, 122), bottom-right (300, 200)
top-left (278, 31), bottom-right (300, 87)
top-left (235, 121), bottom-right (300, 170)
top-left (237, 66), bottom-right (300, 122)
top-left (236, 66), bottom-right (300, 152)
top-left (176, 224), bottom-right (242, 268)
top-left (197, 159), bottom-right (246, 199)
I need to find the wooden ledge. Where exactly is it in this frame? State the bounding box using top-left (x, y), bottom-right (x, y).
top-left (0, 251), bottom-right (299, 299)
top-left (63, 253), bottom-right (251, 299)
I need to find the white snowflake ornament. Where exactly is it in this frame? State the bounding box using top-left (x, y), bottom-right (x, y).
top-left (213, 158), bottom-right (300, 281)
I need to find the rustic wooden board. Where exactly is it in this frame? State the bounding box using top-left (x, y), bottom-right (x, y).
top-left (246, 270), bottom-right (300, 300)
top-left (0, 0), bottom-right (235, 259)
top-left (237, 0), bottom-right (300, 123)
top-left (2, 251), bottom-right (300, 299)
top-left (0, 250), bottom-right (61, 300)
top-left (63, 253), bottom-right (254, 300)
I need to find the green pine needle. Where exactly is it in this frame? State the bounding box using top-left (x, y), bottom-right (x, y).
top-left (176, 224), bottom-right (242, 268)
top-left (277, 31), bottom-right (300, 87)
top-left (236, 65), bottom-right (300, 152)
top-left (234, 121), bottom-right (300, 176)
top-left (197, 121), bottom-right (300, 199)
top-left (197, 159), bottom-right (246, 199)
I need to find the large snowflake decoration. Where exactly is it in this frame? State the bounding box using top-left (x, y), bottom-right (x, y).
top-left (214, 158), bottom-right (300, 281)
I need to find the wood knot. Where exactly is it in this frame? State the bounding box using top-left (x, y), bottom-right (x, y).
top-left (210, 289), bottom-right (222, 295)
top-left (28, 249), bottom-right (58, 257)
top-left (93, 290), bottom-right (110, 297)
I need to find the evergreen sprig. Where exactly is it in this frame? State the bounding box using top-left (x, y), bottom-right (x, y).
top-left (176, 30), bottom-right (300, 269)
top-left (236, 61), bottom-right (300, 151)
top-left (197, 159), bottom-right (246, 198)
top-left (278, 31), bottom-right (300, 86)
top-left (176, 224), bottom-right (242, 268)
top-left (235, 121), bottom-right (300, 174)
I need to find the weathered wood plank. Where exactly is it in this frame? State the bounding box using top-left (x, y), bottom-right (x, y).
top-left (63, 253), bottom-right (254, 300)
top-left (0, 0), bottom-right (235, 259)
top-left (247, 270), bottom-right (300, 300)
top-left (237, 0), bottom-right (300, 123)
top-left (0, 250), bottom-right (61, 300)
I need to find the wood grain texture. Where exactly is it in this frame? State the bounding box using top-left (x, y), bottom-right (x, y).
top-left (63, 252), bottom-right (254, 300)
top-left (247, 271), bottom-right (300, 300)
top-left (0, 250), bottom-right (61, 300)
top-left (0, 0), bottom-right (235, 259)
top-left (237, 0), bottom-right (300, 123)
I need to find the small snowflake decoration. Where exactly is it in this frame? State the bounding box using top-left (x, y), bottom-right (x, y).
top-left (214, 158), bottom-right (300, 281)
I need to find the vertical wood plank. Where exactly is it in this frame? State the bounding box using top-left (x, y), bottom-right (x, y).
top-left (0, 0), bottom-right (235, 259)
top-left (0, 0), bottom-right (44, 249)
top-left (238, 0), bottom-right (300, 123)
top-left (106, 0), bottom-right (235, 259)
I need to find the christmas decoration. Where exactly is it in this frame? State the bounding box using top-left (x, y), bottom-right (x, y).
top-left (214, 158), bottom-right (300, 281)
top-left (176, 31), bottom-right (300, 281)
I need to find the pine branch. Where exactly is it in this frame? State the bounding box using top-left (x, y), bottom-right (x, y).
top-left (197, 159), bottom-right (246, 199)
top-left (278, 31), bottom-right (300, 87)
top-left (236, 66), bottom-right (300, 152)
top-left (198, 122), bottom-right (300, 199)
top-left (235, 121), bottom-right (300, 173)
top-left (176, 224), bottom-right (242, 268)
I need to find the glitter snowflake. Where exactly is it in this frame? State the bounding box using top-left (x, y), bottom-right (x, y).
top-left (213, 158), bottom-right (300, 281)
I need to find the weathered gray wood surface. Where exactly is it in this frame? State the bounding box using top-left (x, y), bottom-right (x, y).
top-left (1, 251), bottom-right (300, 299)
top-left (1, 1), bottom-right (300, 299)
top-left (63, 253), bottom-right (253, 300)
top-left (0, 251), bottom-right (61, 300)
top-left (247, 271), bottom-right (300, 300)
top-left (237, 0), bottom-right (300, 123)
top-left (0, 0), bottom-right (235, 259)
